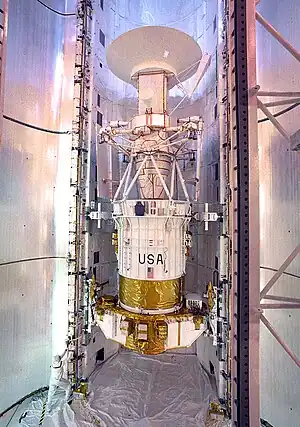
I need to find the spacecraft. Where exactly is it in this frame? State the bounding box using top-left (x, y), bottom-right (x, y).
top-left (92, 26), bottom-right (214, 355)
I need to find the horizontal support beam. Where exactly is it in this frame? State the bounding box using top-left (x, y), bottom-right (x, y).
top-left (263, 98), bottom-right (300, 108)
top-left (263, 295), bottom-right (300, 304)
top-left (261, 303), bottom-right (300, 309)
top-left (258, 91), bottom-right (300, 97)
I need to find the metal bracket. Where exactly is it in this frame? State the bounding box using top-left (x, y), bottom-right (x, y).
top-left (202, 203), bottom-right (219, 231)
top-left (88, 203), bottom-right (112, 228)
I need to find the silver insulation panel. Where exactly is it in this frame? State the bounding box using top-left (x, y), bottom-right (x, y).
top-left (0, 0), bottom-right (76, 412)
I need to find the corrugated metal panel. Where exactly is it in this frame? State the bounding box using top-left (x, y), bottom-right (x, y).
top-left (257, 1), bottom-right (300, 425)
top-left (0, 0), bottom-right (75, 412)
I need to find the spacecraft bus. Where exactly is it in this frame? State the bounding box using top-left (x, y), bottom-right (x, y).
top-left (94, 26), bottom-right (211, 354)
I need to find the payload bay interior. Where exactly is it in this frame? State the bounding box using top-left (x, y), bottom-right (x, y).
top-left (0, 1), bottom-right (300, 427)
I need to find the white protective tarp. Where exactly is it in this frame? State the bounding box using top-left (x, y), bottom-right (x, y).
top-left (86, 351), bottom-right (216, 427)
top-left (20, 351), bottom-right (224, 427)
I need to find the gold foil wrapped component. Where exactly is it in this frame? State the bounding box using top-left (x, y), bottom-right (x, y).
top-left (100, 294), bottom-right (115, 306)
top-left (112, 231), bottom-right (118, 254)
top-left (74, 381), bottom-right (88, 396)
top-left (89, 275), bottom-right (96, 301)
top-left (95, 298), bottom-right (197, 323)
top-left (125, 320), bottom-right (165, 355)
top-left (208, 402), bottom-right (225, 418)
top-left (193, 316), bottom-right (203, 330)
top-left (97, 307), bottom-right (105, 321)
top-left (157, 322), bottom-right (168, 339)
top-left (124, 333), bottom-right (136, 352)
top-left (119, 275), bottom-right (180, 310)
top-left (207, 281), bottom-right (216, 312)
top-left (94, 297), bottom-right (206, 355)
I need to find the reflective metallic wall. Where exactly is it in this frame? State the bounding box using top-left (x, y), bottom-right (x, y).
top-left (257, 1), bottom-right (300, 426)
top-left (0, 0), bottom-right (76, 412)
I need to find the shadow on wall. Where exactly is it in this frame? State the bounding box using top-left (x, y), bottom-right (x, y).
top-left (84, 326), bottom-right (119, 378)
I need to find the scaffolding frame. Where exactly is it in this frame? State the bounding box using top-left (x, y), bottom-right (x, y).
top-left (226, 1), bottom-right (300, 425)
top-left (67, 0), bottom-right (93, 385)
top-left (255, 0), bottom-right (300, 392)
top-left (255, 10), bottom-right (300, 151)
top-left (226, 0), bottom-right (260, 425)
top-left (260, 244), bottom-right (300, 368)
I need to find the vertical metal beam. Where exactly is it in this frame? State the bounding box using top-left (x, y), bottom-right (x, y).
top-left (217, 0), bottom-right (230, 405)
top-left (108, 145), bottom-right (113, 199)
top-left (228, 0), bottom-right (238, 421)
top-left (228, 0), bottom-right (260, 425)
top-left (246, 1), bottom-right (261, 423)
top-left (67, 0), bottom-right (93, 385)
top-left (195, 129), bottom-right (202, 201)
top-left (0, 1), bottom-right (9, 144)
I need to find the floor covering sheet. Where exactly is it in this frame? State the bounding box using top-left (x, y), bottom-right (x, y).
top-left (18, 351), bottom-right (223, 427)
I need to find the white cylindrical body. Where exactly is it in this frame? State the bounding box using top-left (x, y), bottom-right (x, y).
top-left (138, 72), bottom-right (168, 115)
top-left (114, 200), bottom-right (190, 281)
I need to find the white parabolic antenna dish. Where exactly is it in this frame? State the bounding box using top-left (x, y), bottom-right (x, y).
top-left (106, 26), bottom-right (203, 87)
